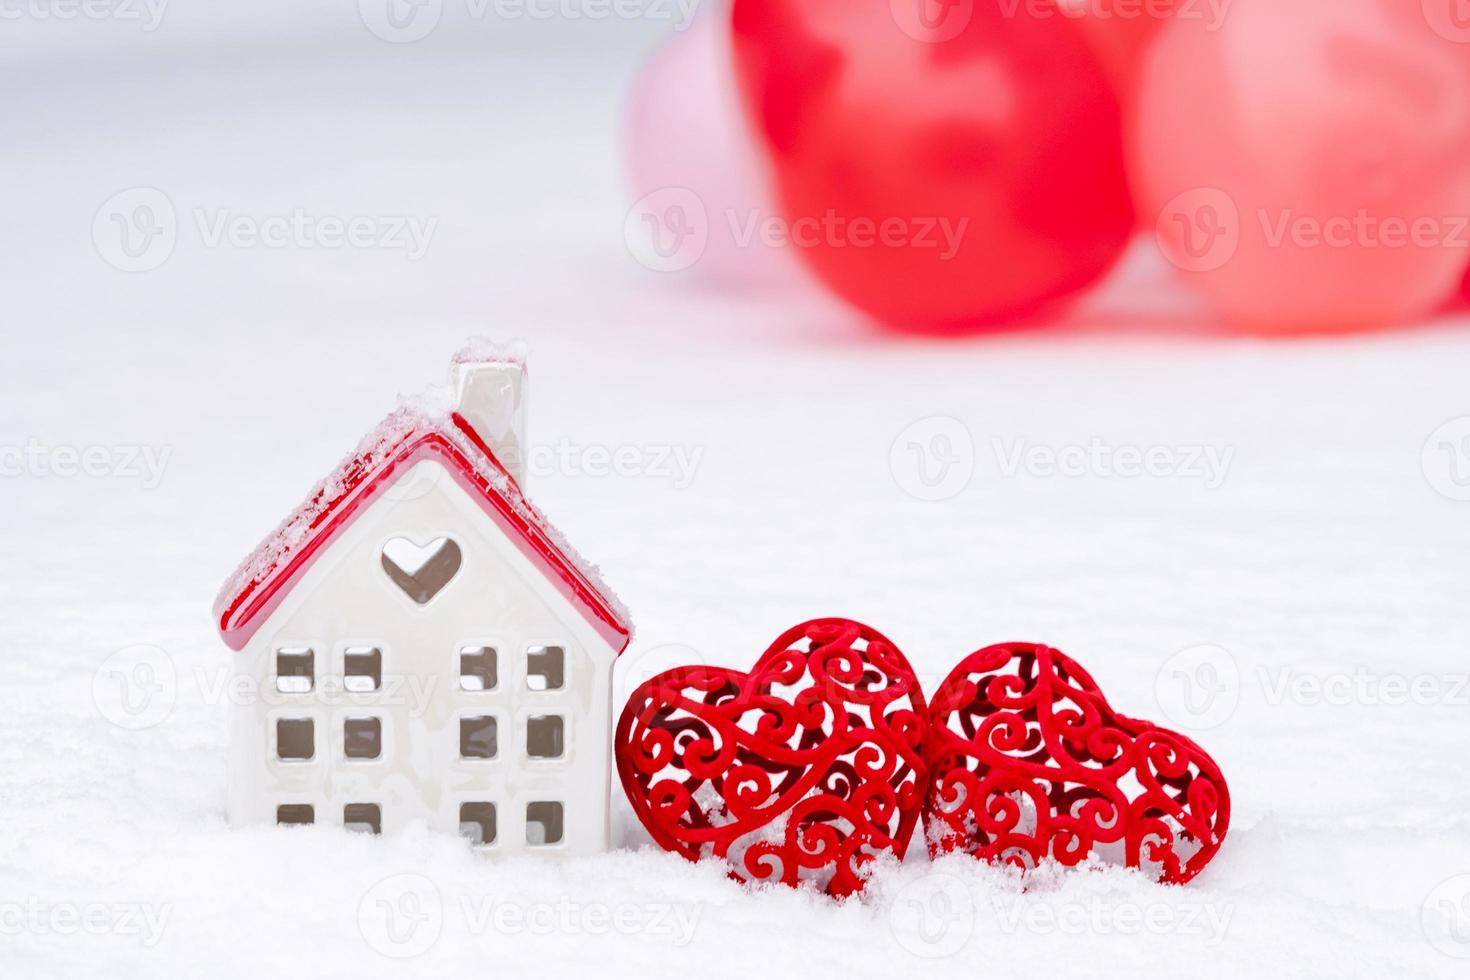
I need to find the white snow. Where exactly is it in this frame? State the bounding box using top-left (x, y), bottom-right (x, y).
top-left (452, 336), bottom-right (530, 368)
top-left (3, 14), bottom-right (1470, 980)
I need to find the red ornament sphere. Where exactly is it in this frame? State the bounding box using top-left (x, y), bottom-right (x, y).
top-left (1068, 0), bottom-right (1177, 98)
top-left (730, 0), bottom-right (1134, 332)
top-left (1132, 0), bottom-right (1470, 332)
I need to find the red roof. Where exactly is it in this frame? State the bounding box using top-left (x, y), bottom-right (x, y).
top-left (213, 407), bottom-right (631, 653)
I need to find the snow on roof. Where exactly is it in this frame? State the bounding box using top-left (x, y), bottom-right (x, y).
top-left (213, 376), bottom-right (632, 654)
top-left (451, 335), bottom-right (528, 367)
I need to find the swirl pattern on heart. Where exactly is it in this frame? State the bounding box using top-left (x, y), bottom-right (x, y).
top-left (616, 619), bottom-right (929, 896)
top-left (924, 643), bottom-right (1230, 885)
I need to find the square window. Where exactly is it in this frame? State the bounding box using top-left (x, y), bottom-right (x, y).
top-left (344, 803), bottom-right (381, 835)
top-left (276, 718), bottom-right (314, 761)
top-left (459, 802), bottom-right (497, 845)
top-left (526, 715), bottom-right (564, 759)
top-left (526, 645), bottom-right (564, 691)
top-left (275, 648), bottom-right (313, 693)
top-left (459, 647), bottom-right (498, 692)
top-left (276, 804), bottom-right (314, 826)
top-left (344, 717), bottom-right (382, 760)
top-left (459, 716), bottom-right (498, 759)
top-left (344, 647), bottom-right (382, 693)
top-left (526, 801), bottom-right (563, 846)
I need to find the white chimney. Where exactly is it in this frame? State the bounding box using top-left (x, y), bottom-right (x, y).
top-left (453, 348), bottom-right (528, 485)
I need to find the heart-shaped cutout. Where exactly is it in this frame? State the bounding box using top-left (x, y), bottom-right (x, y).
top-left (616, 619), bottom-right (930, 897)
top-left (380, 536), bottom-right (462, 605)
top-left (925, 643), bottom-right (1230, 884)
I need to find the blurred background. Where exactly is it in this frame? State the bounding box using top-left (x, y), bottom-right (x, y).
top-left (3, 2), bottom-right (1470, 977)
top-left (9, 0), bottom-right (1470, 337)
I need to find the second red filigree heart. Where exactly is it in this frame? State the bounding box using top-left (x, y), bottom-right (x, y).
top-left (615, 619), bottom-right (930, 897)
top-left (924, 643), bottom-right (1230, 884)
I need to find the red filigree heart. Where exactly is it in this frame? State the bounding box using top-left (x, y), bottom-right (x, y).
top-left (616, 619), bottom-right (930, 897)
top-left (924, 643), bottom-right (1230, 885)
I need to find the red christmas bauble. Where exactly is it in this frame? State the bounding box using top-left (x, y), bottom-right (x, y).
top-left (730, 0), bottom-right (1134, 332)
top-left (1067, 0), bottom-right (1177, 98)
top-left (1132, 0), bottom-right (1470, 332)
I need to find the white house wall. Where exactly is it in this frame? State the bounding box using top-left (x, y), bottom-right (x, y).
top-left (228, 459), bottom-right (618, 857)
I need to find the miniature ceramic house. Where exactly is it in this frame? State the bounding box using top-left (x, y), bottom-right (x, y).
top-left (213, 345), bottom-right (631, 855)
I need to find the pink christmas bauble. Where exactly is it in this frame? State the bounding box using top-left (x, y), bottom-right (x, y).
top-left (1133, 0), bottom-right (1470, 332)
top-left (625, 7), bottom-right (801, 291)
